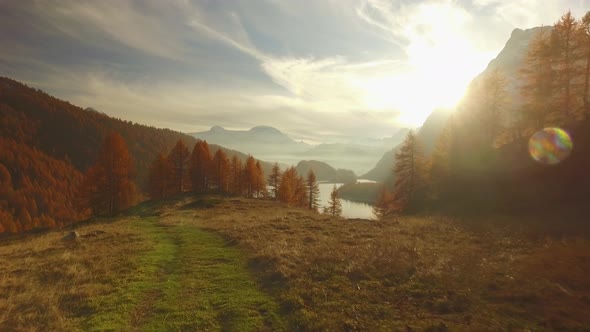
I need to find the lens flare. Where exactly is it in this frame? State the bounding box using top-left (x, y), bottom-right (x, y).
top-left (528, 128), bottom-right (573, 165)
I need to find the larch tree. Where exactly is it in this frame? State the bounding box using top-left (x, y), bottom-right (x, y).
top-left (373, 185), bottom-right (394, 220)
top-left (580, 11), bottom-right (590, 115)
top-left (190, 141), bottom-right (212, 192)
top-left (391, 131), bottom-right (428, 213)
top-left (294, 175), bottom-right (308, 208)
top-left (475, 69), bottom-right (508, 145)
top-left (278, 166), bottom-right (297, 205)
top-left (255, 161), bottom-right (267, 198)
top-left (306, 170), bottom-right (320, 212)
top-left (229, 155), bottom-right (243, 195)
top-left (148, 153), bottom-right (172, 200)
top-left (429, 123), bottom-right (453, 201)
top-left (552, 11), bottom-right (581, 120)
top-left (243, 156), bottom-right (258, 198)
top-left (519, 28), bottom-right (557, 130)
top-left (212, 149), bottom-right (230, 193)
top-left (268, 162), bottom-right (281, 200)
top-left (168, 140), bottom-right (190, 194)
top-left (79, 132), bottom-right (137, 217)
top-left (323, 185), bottom-right (342, 217)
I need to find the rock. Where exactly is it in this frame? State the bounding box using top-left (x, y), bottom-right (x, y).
top-left (61, 231), bottom-right (80, 242)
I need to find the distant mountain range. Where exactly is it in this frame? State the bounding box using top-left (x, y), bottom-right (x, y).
top-left (190, 126), bottom-right (409, 175)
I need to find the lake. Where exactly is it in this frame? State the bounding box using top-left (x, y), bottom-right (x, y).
top-left (318, 183), bottom-right (375, 220)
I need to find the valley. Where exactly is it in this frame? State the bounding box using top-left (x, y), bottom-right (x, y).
top-left (2, 3), bottom-right (590, 331)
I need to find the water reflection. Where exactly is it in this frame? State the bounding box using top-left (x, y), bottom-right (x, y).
top-left (318, 183), bottom-right (375, 220)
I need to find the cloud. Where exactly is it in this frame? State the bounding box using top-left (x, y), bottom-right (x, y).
top-left (2, 0), bottom-right (589, 144)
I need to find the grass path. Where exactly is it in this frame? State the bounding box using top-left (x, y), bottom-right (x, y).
top-left (84, 200), bottom-right (285, 331)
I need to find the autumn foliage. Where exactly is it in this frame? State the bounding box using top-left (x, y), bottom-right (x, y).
top-left (77, 133), bottom-right (138, 217)
top-left (0, 77), bottom-right (274, 233)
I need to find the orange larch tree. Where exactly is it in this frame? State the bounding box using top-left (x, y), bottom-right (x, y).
top-left (212, 149), bottom-right (230, 193)
top-left (168, 140), bottom-right (190, 194)
top-left (78, 132), bottom-right (137, 217)
top-left (229, 155), bottom-right (243, 195)
top-left (306, 170), bottom-right (320, 212)
top-left (268, 162), bottom-right (281, 200)
top-left (190, 141), bottom-right (212, 192)
top-left (254, 160), bottom-right (267, 198)
top-left (148, 153), bottom-right (172, 200)
top-left (243, 156), bottom-right (258, 198)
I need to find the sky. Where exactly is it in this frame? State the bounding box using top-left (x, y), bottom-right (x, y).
top-left (1, 0), bottom-right (589, 143)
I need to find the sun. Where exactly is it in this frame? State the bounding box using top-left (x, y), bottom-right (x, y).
top-left (359, 64), bottom-right (471, 127)
top-left (357, 3), bottom-right (494, 128)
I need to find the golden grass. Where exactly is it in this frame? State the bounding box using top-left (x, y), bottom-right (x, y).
top-left (187, 197), bottom-right (590, 331)
top-left (1, 196), bottom-right (589, 331)
top-left (0, 219), bottom-right (146, 331)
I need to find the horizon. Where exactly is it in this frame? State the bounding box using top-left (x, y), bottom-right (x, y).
top-left (2, 1), bottom-right (589, 143)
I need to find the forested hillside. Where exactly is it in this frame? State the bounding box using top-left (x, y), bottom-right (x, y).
top-left (0, 78), bottom-right (272, 233)
top-left (376, 11), bottom-right (590, 217)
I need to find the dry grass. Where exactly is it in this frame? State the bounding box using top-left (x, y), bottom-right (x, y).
top-left (187, 197), bottom-right (590, 331)
top-left (1, 196), bottom-right (589, 331)
top-left (0, 219), bottom-right (146, 331)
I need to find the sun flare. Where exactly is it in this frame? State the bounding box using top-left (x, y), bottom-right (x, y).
top-left (356, 2), bottom-right (495, 127)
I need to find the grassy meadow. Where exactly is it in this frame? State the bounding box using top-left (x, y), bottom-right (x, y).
top-left (1, 195), bottom-right (589, 331)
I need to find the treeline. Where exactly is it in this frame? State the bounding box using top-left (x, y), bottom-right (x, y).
top-left (267, 165), bottom-right (342, 216)
top-left (376, 11), bottom-right (590, 217)
top-left (147, 140), bottom-right (266, 200)
top-left (0, 77), bottom-right (274, 233)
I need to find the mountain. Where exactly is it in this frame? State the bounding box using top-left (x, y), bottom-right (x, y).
top-left (192, 125), bottom-right (304, 146)
top-left (362, 110), bottom-right (452, 182)
top-left (295, 160), bottom-right (356, 184)
top-left (0, 77), bottom-right (272, 233)
top-left (192, 126), bottom-right (408, 174)
top-left (481, 26), bottom-right (552, 81)
top-left (190, 126), bottom-right (310, 161)
top-left (362, 26), bottom-right (548, 183)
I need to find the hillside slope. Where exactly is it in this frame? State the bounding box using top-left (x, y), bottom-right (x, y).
top-left (295, 160), bottom-right (356, 183)
top-left (0, 77), bottom-right (272, 233)
top-left (362, 110), bottom-right (450, 182)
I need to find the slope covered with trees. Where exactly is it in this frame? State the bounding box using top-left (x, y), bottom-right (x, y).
top-left (0, 77), bottom-right (272, 233)
top-left (377, 10), bottom-right (590, 218)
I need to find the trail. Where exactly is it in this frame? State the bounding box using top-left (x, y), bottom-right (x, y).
top-left (86, 200), bottom-right (284, 331)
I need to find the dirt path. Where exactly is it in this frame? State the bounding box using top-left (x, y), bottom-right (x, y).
top-left (85, 201), bottom-right (285, 331)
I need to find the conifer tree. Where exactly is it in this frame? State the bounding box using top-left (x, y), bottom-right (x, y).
top-left (373, 185), bottom-right (393, 219)
top-left (391, 131), bottom-right (428, 212)
top-left (148, 153), bottom-right (172, 200)
top-left (229, 155), bottom-right (243, 195)
top-left (79, 133), bottom-right (137, 216)
top-left (278, 166), bottom-right (297, 205)
top-left (474, 69), bottom-right (508, 145)
top-left (306, 170), bottom-right (320, 212)
top-left (268, 162), bottom-right (281, 200)
top-left (430, 123), bottom-right (453, 201)
top-left (580, 11), bottom-right (590, 115)
top-left (520, 29), bottom-right (557, 130)
top-left (212, 149), bottom-right (230, 193)
top-left (294, 175), bottom-right (308, 208)
top-left (552, 11), bottom-right (582, 120)
top-left (323, 185), bottom-right (342, 217)
top-left (168, 140), bottom-right (190, 194)
top-left (190, 141), bottom-right (212, 192)
top-left (255, 161), bottom-right (267, 198)
top-left (243, 156), bottom-right (258, 198)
